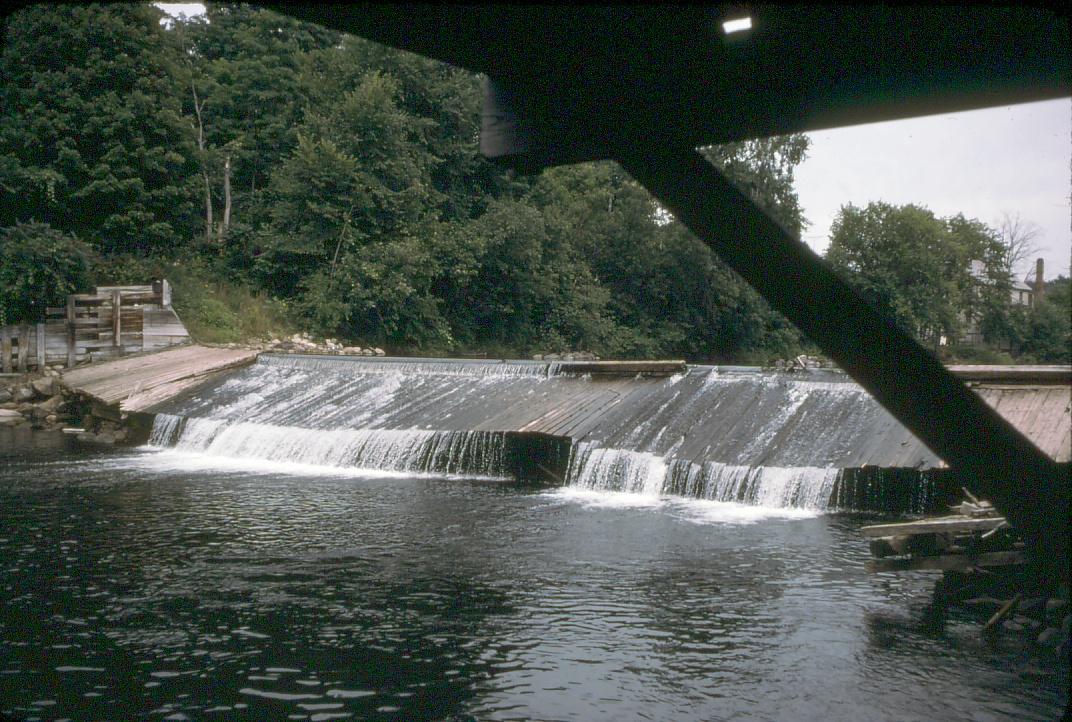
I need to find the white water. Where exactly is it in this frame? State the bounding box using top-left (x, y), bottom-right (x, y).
top-left (146, 358), bottom-right (859, 511)
top-left (149, 414), bottom-right (508, 477)
top-left (565, 442), bottom-right (839, 511)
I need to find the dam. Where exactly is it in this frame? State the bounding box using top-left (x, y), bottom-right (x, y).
top-left (139, 353), bottom-right (1071, 515)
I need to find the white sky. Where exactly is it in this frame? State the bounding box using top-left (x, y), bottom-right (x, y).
top-left (795, 99), bottom-right (1071, 280)
top-left (156, 5), bottom-right (1070, 280)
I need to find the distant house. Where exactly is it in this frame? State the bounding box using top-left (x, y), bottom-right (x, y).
top-left (961, 258), bottom-right (1045, 346)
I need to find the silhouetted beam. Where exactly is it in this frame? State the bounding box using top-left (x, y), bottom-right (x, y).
top-left (616, 144), bottom-right (1068, 575)
top-left (267, 5), bottom-right (1069, 160)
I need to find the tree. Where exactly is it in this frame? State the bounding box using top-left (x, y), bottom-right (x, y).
top-left (0, 222), bottom-right (95, 325)
top-left (825, 203), bottom-right (1006, 350)
top-left (996, 211), bottom-right (1043, 281)
top-left (0, 4), bottom-right (198, 255)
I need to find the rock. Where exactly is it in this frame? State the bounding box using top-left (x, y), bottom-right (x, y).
top-left (0, 408), bottom-right (22, 419)
top-left (14, 386), bottom-right (34, 402)
top-left (1045, 598), bottom-right (1068, 616)
top-left (45, 414), bottom-right (57, 425)
top-left (0, 389), bottom-right (11, 403)
top-left (38, 395), bottom-right (64, 413)
top-left (374, 348), bottom-right (385, 356)
top-left (31, 377), bottom-right (54, 396)
top-left (76, 432), bottom-right (96, 443)
top-left (1037, 626), bottom-right (1062, 647)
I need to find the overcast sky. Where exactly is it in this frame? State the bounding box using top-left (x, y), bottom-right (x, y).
top-left (795, 98), bottom-right (1071, 280)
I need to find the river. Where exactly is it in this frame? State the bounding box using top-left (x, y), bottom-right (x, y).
top-left (0, 429), bottom-right (1066, 721)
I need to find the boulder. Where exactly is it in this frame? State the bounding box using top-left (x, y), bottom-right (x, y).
top-left (0, 388), bottom-right (11, 403)
top-left (374, 348), bottom-right (385, 356)
top-left (31, 377), bottom-right (54, 396)
top-left (37, 396), bottom-right (64, 414)
top-left (14, 386), bottom-right (34, 402)
top-left (0, 408), bottom-right (23, 426)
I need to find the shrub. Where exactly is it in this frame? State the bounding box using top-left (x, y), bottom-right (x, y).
top-left (0, 222), bottom-right (95, 325)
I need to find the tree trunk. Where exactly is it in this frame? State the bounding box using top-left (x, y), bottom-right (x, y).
top-left (190, 80), bottom-right (213, 245)
top-left (218, 153), bottom-right (231, 244)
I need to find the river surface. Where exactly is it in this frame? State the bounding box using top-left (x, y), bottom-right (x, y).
top-left (0, 430), bottom-right (1066, 721)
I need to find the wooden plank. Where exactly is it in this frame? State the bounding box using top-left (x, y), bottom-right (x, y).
top-left (860, 516), bottom-right (1007, 537)
top-left (0, 327), bottom-right (10, 373)
top-left (36, 323), bottom-right (46, 370)
top-left (111, 289), bottom-right (121, 348)
top-left (866, 550), bottom-right (1027, 573)
top-left (66, 295), bottom-right (76, 368)
top-left (16, 325), bottom-right (29, 372)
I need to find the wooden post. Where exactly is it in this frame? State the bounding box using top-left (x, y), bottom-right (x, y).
top-left (0, 327), bottom-right (10, 373)
top-left (112, 289), bottom-right (121, 349)
top-left (36, 323), bottom-right (46, 371)
top-left (17, 325), bottom-right (28, 372)
top-left (66, 295), bottom-right (76, 368)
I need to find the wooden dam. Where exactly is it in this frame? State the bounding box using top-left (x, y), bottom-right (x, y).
top-left (55, 346), bottom-right (1071, 514)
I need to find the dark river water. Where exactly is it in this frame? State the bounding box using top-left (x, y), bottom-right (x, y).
top-left (0, 430), bottom-right (1067, 721)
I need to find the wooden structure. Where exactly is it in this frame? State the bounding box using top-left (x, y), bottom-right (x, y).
top-left (0, 280), bottom-right (189, 372)
top-left (862, 495), bottom-right (1027, 573)
top-left (61, 344), bottom-right (259, 413)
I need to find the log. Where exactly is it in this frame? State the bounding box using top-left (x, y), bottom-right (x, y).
top-left (984, 593), bottom-right (1022, 632)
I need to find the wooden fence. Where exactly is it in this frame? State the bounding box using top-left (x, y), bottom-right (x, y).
top-left (0, 280), bottom-right (189, 372)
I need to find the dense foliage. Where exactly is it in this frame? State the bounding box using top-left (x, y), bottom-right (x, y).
top-left (0, 222), bottom-right (94, 326)
top-left (826, 202), bottom-right (1068, 361)
top-left (2, 4), bottom-right (1060, 365)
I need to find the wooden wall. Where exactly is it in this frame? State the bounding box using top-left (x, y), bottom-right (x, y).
top-left (0, 280), bottom-right (189, 372)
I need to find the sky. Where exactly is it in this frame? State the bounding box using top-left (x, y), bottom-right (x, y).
top-left (794, 99), bottom-right (1071, 280)
top-left (156, 5), bottom-right (1070, 281)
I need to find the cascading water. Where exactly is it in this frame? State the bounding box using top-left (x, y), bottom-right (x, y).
top-left (148, 413), bottom-right (508, 477)
top-left (565, 442), bottom-right (840, 511)
top-left (142, 356), bottom-right (945, 513)
top-left (142, 356), bottom-right (569, 478)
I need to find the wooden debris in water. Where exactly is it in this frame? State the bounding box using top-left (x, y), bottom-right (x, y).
top-left (862, 490), bottom-right (1026, 574)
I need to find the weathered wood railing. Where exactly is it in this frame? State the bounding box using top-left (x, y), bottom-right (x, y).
top-left (0, 280), bottom-right (189, 372)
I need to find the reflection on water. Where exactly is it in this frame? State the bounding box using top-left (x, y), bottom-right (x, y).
top-left (0, 434), bottom-right (1067, 721)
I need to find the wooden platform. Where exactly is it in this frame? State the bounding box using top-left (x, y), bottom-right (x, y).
top-left (60, 344), bottom-right (259, 412)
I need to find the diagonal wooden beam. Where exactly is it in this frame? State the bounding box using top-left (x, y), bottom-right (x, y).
top-left (615, 143), bottom-right (1068, 576)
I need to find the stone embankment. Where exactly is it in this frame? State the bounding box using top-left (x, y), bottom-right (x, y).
top-left (0, 369), bottom-right (76, 433)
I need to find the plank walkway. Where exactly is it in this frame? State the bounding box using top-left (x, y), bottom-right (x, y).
top-left (60, 344), bottom-right (259, 412)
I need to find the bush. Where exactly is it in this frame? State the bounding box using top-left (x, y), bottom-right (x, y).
top-left (0, 222), bottom-right (95, 325)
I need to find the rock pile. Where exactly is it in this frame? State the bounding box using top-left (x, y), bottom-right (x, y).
top-left (207, 332), bottom-right (386, 357)
top-left (0, 368), bottom-right (76, 432)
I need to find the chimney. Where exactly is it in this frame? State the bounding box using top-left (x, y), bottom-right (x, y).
top-left (1034, 258), bottom-right (1045, 303)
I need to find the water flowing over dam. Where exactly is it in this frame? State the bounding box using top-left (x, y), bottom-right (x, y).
top-left (144, 354), bottom-right (1069, 514)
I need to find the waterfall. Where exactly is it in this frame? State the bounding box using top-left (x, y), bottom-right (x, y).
top-left (140, 356), bottom-right (944, 513)
top-left (148, 414), bottom-right (508, 477)
top-left (566, 441), bottom-right (840, 511)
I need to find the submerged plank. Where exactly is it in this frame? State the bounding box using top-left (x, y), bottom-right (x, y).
top-left (860, 516), bottom-right (1007, 537)
top-left (866, 550), bottom-right (1027, 573)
